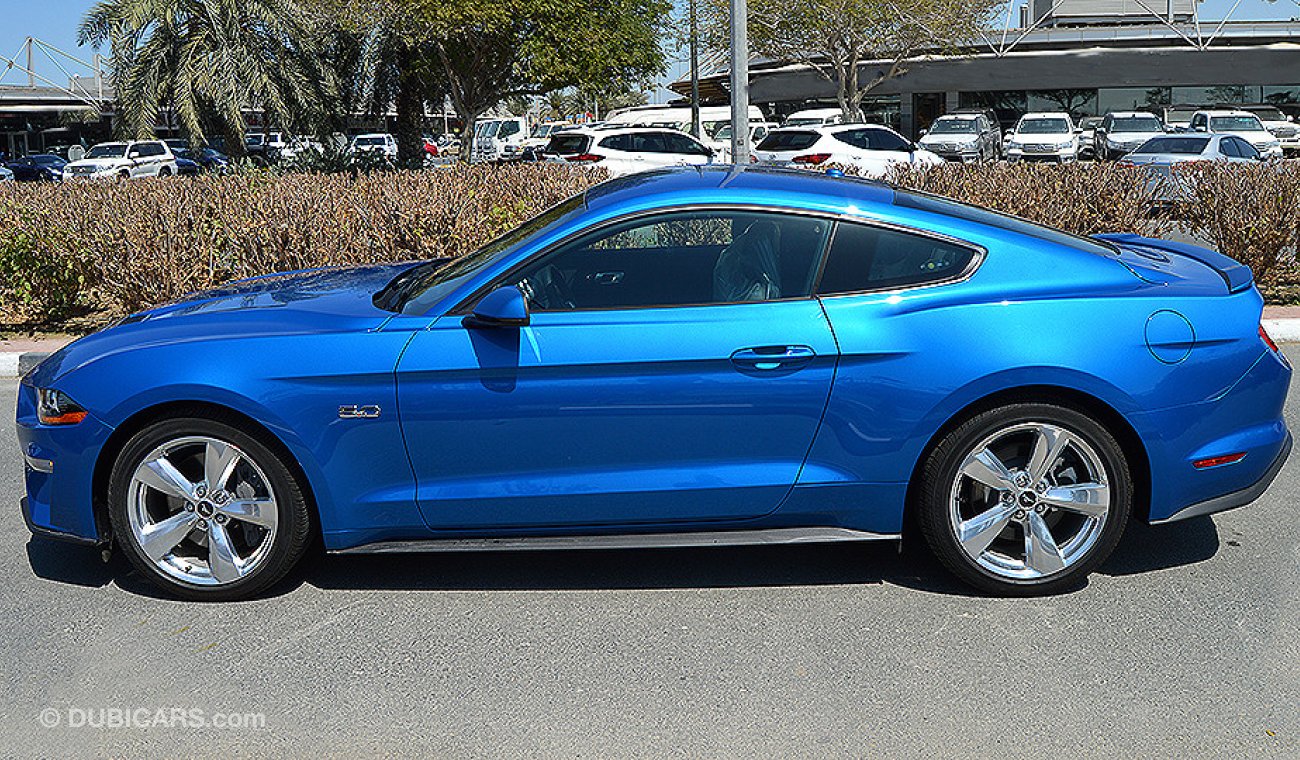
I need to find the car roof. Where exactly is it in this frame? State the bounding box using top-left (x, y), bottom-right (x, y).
top-left (933, 114), bottom-right (980, 121)
top-left (566, 126), bottom-right (696, 137)
top-left (582, 166), bottom-right (893, 216)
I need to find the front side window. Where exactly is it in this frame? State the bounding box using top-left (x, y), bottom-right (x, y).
top-left (818, 222), bottom-right (976, 295)
top-left (1231, 137), bottom-right (1260, 159)
top-left (508, 210), bottom-right (832, 311)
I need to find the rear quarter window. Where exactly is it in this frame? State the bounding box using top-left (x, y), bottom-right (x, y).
top-left (817, 222), bottom-right (975, 295)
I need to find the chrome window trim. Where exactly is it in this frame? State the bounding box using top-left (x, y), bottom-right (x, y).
top-left (449, 203), bottom-right (987, 316)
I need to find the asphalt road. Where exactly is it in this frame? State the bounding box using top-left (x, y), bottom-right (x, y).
top-left (2, 352), bottom-right (1298, 758)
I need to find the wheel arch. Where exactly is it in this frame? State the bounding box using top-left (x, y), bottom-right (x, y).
top-left (91, 400), bottom-right (323, 547)
top-left (903, 384), bottom-right (1153, 529)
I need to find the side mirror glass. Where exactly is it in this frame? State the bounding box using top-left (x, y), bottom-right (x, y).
top-left (466, 285), bottom-right (530, 328)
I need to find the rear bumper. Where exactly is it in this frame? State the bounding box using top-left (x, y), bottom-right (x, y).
top-left (1152, 432), bottom-right (1291, 524)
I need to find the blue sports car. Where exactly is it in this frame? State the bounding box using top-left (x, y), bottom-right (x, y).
top-left (16, 167), bottom-right (1291, 600)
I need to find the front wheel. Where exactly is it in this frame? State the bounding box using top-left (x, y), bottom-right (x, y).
top-left (108, 417), bottom-right (312, 601)
top-left (918, 403), bottom-right (1131, 596)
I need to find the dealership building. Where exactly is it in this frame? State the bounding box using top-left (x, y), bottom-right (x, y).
top-left (671, 0), bottom-right (1300, 137)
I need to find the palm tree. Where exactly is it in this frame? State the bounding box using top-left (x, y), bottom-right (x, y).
top-left (78, 0), bottom-right (332, 153)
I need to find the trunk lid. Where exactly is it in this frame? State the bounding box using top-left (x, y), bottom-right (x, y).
top-left (1093, 233), bottom-right (1253, 294)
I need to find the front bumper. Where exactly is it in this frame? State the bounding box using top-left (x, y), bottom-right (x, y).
top-left (1007, 148), bottom-right (1074, 163)
top-left (1153, 433), bottom-right (1291, 524)
top-left (21, 496), bottom-right (102, 546)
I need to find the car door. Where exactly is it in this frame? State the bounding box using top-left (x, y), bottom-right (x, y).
top-left (396, 208), bottom-right (839, 530)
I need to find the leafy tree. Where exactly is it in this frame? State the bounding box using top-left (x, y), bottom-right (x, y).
top-left (707, 0), bottom-right (999, 122)
top-left (78, 0), bottom-right (332, 153)
top-left (412, 0), bottom-right (671, 157)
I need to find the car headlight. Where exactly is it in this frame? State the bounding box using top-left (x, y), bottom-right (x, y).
top-left (37, 388), bottom-right (87, 425)
top-left (1058, 141), bottom-right (1075, 150)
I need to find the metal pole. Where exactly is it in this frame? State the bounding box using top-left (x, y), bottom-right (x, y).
top-left (689, 0), bottom-right (701, 138)
top-left (26, 37), bottom-right (34, 88)
top-left (728, 0), bottom-right (749, 164)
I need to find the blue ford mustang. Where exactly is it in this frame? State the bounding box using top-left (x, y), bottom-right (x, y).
top-left (16, 167), bottom-right (1291, 599)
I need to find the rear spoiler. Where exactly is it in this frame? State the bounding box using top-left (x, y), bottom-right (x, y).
top-left (1093, 233), bottom-right (1254, 293)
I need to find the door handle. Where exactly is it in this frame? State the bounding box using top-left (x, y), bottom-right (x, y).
top-left (730, 345), bottom-right (816, 371)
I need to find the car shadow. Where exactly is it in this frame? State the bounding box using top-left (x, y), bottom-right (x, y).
top-left (1098, 515), bottom-right (1220, 576)
top-left (24, 515), bottom-right (1222, 599)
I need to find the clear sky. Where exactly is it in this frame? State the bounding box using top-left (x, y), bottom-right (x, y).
top-left (2, 0), bottom-right (1296, 93)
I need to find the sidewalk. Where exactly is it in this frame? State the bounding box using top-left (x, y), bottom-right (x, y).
top-left (6, 305), bottom-right (1300, 377)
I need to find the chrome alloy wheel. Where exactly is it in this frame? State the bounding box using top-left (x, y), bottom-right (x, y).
top-left (126, 436), bottom-right (278, 586)
top-left (947, 422), bottom-right (1110, 581)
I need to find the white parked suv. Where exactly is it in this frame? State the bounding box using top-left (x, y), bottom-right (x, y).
top-left (350, 133), bottom-right (398, 160)
top-left (1094, 111), bottom-right (1166, 160)
top-left (543, 127), bottom-right (714, 177)
top-left (782, 108), bottom-right (845, 128)
top-left (1188, 110), bottom-right (1283, 158)
top-left (63, 140), bottom-right (179, 179)
top-left (1006, 113), bottom-right (1078, 163)
top-left (753, 124), bottom-right (943, 177)
top-left (1236, 105), bottom-right (1300, 155)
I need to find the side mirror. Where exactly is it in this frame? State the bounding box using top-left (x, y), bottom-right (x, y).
top-left (466, 285), bottom-right (529, 328)
top-left (918, 128), bottom-right (928, 137)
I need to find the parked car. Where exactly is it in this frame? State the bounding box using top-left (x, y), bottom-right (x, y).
top-left (1118, 133), bottom-right (1265, 202)
top-left (245, 131), bottom-right (289, 162)
top-left (753, 124), bottom-right (943, 176)
top-left (18, 167), bottom-right (1291, 601)
top-left (279, 137), bottom-right (324, 162)
top-left (173, 147), bottom-right (231, 175)
top-left (543, 127), bottom-right (714, 176)
top-left (1005, 113), bottom-right (1078, 163)
top-left (5, 153), bottom-right (66, 181)
top-left (1231, 104), bottom-right (1300, 155)
top-left (782, 108), bottom-right (845, 128)
top-left (603, 104), bottom-right (766, 138)
top-left (1093, 112), bottom-right (1166, 160)
top-left (1188, 110), bottom-right (1283, 158)
top-left (63, 140), bottom-right (179, 179)
top-left (951, 107), bottom-right (1004, 153)
top-left (917, 113), bottom-right (999, 162)
top-left (350, 133), bottom-right (398, 161)
top-left (1075, 117), bottom-right (1103, 159)
top-left (472, 117), bottom-right (529, 163)
top-left (706, 122), bottom-right (776, 161)
top-left (0, 165), bottom-right (12, 182)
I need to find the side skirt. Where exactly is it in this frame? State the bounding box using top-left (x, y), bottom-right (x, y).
top-left (331, 526), bottom-right (901, 555)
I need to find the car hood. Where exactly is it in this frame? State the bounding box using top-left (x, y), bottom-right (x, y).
top-left (25, 263), bottom-right (420, 386)
top-left (1106, 131), bottom-right (1161, 143)
top-left (919, 134), bottom-right (977, 145)
top-left (67, 158), bottom-right (128, 170)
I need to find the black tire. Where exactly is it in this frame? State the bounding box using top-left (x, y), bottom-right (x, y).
top-left (159, 166), bottom-right (171, 177)
top-left (108, 417), bottom-right (311, 601)
top-left (917, 403), bottom-right (1132, 596)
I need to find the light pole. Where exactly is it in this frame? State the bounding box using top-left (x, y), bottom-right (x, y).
top-left (689, 0), bottom-right (701, 138)
top-left (728, 0), bottom-right (750, 164)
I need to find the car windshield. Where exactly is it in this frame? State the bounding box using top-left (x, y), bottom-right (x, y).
top-left (1246, 107), bottom-right (1286, 121)
top-left (378, 195), bottom-right (587, 314)
top-left (784, 118), bottom-right (826, 127)
top-left (1134, 137), bottom-right (1209, 155)
top-left (1211, 116), bottom-right (1265, 132)
top-left (478, 121), bottom-right (500, 138)
top-left (531, 124), bottom-right (553, 138)
top-left (1080, 118), bottom-right (1103, 128)
top-left (85, 144), bottom-right (126, 158)
top-left (1112, 117), bottom-right (1163, 132)
top-left (354, 137), bottom-right (385, 146)
top-left (30, 154), bottom-right (62, 164)
top-left (1017, 119), bottom-right (1069, 135)
top-left (245, 134), bottom-right (264, 145)
top-left (929, 119), bottom-right (978, 134)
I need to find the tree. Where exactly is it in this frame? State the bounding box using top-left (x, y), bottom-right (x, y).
top-left (412, 0), bottom-right (672, 158)
top-left (78, 0), bottom-right (332, 153)
top-left (1035, 89), bottom-right (1096, 118)
top-left (708, 0), bottom-right (999, 122)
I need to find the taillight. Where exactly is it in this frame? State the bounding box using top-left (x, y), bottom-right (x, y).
top-left (566, 153), bottom-right (603, 163)
top-left (792, 153), bottom-right (832, 165)
top-left (749, 155), bottom-right (759, 163)
top-left (1260, 323), bottom-right (1280, 353)
top-left (1193, 452), bottom-right (1247, 469)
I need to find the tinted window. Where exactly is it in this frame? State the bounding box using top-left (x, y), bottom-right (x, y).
top-left (499, 121), bottom-right (521, 138)
top-left (663, 133), bottom-right (705, 155)
top-left (1231, 137), bottom-right (1259, 159)
top-left (1135, 137), bottom-right (1209, 155)
top-left (757, 130), bottom-right (820, 151)
top-left (547, 134), bottom-right (591, 155)
top-left (833, 128), bottom-right (910, 151)
top-left (1211, 116), bottom-right (1265, 132)
top-left (598, 134), bottom-right (631, 151)
top-left (817, 222), bottom-right (974, 295)
top-left (1017, 118), bottom-right (1070, 134)
top-left (1219, 138), bottom-right (1241, 158)
top-left (509, 210), bottom-right (832, 311)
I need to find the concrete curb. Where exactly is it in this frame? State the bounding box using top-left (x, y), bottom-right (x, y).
top-left (1, 351), bottom-right (52, 379)
top-left (5, 318), bottom-right (1300, 378)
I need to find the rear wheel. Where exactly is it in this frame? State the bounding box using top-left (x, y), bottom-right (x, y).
top-left (108, 417), bottom-right (311, 601)
top-left (918, 403), bottom-right (1131, 595)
